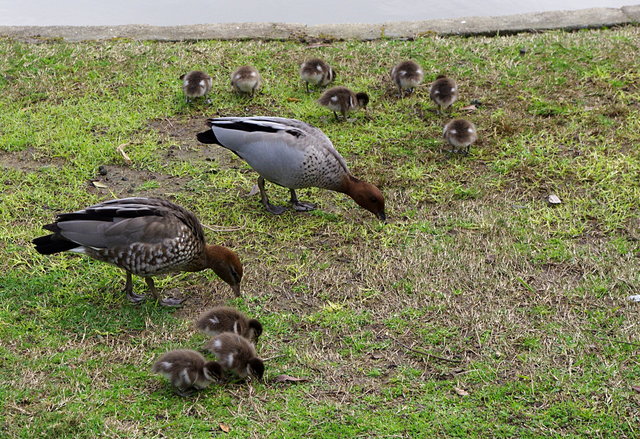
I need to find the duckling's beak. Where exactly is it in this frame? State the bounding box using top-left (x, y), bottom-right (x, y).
top-left (377, 211), bottom-right (387, 221)
top-left (231, 284), bottom-right (241, 297)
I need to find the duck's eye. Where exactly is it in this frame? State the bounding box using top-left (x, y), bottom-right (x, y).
top-left (370, 196), bottom-right (379, 203)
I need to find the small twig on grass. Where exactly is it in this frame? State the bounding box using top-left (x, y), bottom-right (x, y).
top-left (163, 117), bottom-right (175, 129)
top-left (386, 334), bottom-right (461, 364)
top-left (201, 223), bottom-right (245, 232)
top-left (116, 143), bottom-right (132, 165)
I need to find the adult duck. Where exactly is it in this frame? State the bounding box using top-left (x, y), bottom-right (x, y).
top-left (32, 197), bottom-right (243, 306)
top-left (197, 117), bottom-right (386, 220)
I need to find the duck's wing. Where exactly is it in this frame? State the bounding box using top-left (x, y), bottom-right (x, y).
top-left (197, 117), bottom-right (349, 174)
top-left (37, 198), bottom-right (202, 251)
top-left (197, 117), bottom-right (306, 151)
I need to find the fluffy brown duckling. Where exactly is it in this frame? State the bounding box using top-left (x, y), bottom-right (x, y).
top-left (390, 60), bottom-right (424, 96)
top-left (317, 86), bottom-right (369, 121)
top-left (300, 58), bottom-right (335, 93)
top-left (180, 71), bottom-right (213, 103)
top-left (32, 197), bottom-right (243, 306)
top-left (195, 307), bottom-right (263, 344)
top-left (206, 332), bottom-right (264, 381)
top-left (231, 65), bottom-right (262, 96)
top-left (443, 119), bottom-right (477, 154)
top-left (430, 75), bottom-right (458, 114)
top-left (152, 349), bottom-right (223, 396)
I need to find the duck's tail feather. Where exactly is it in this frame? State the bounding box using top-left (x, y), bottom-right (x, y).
top-left (32, 233), bottom-right (79, 255)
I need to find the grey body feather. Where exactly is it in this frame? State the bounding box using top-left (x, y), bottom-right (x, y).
top-left (205, 117), bottom-right (350, 191)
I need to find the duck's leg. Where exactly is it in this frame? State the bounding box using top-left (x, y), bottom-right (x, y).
top-left (124, 272), bottom-right (146, 304)
top-left (258, 176), bottom-right (286, 214)
top-left (305, 82), bottom-right (310, 93)
top-left (145, 277), bottom-right (184, 307)
top-left (333, 111), bottom-right (340, 121)
top-left (290, 189), bottom-right (316, 211)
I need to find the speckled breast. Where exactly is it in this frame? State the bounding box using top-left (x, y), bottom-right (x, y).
top-left (88, 226), bottom-right (201, 276)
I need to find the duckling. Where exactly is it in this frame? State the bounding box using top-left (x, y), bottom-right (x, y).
top-left (32, 197), bottom-right (243, 306)
top-left (300, 58), bottom-right (335, 93)
top-left (206, 332), bottom-right (264, 381)
top-left (152, 349), bottom-right (223, 396)
top-left (231, 66), bottom-right (262, 96)
top-left (390, 60), bottom-right (424, 96)
top-left (443, 119), bottom-right (477, 154)
top-left (317, 86), bottom-right (369, 121)
top-left (430, 75), bottom-right (458, 114)
top-left (180, 71), bottom-right (212, 103)
top-left (197, 117), bottom-right (386, 220)
top-left (195, 307), bottom-right (263, 343)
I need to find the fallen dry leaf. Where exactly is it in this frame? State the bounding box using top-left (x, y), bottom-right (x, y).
top-left (274, 374), bottom-right (309, 383)
top-left (547, 194), bottom-right (562, 205)
top-left (370, 353), bottom-right (383, 360)
top-left (460, 104), bottom-right (477, 112)
top-left (91, 181), bottom-right (108, 188)
top-left (219, 423), bottom-right (230, 433)
top-left (632, 386), bottom-right (640, 393)
top-left (286, 97), bottom-right (301, 102)
top-left (454, 387), bottom-right (469, 396)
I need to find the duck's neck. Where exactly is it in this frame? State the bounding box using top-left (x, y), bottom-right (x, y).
top-left (335, 174), bottom-right (357, 195)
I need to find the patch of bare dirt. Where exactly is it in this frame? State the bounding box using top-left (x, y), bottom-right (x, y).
top-left (87, 164), bottom-right (191, 198)
top-left (149, 116), bottom-right (242, 170)
top-left (0, 147), bottom-right (66, 173)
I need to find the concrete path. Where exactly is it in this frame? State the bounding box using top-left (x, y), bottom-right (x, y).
top-left (0, 5), bottom-right (639, 42)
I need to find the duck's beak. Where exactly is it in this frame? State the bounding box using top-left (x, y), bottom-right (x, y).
top-left (377, 211), bottom-right (387, 222)
top-left (231, 284), bottom-right (241, 297)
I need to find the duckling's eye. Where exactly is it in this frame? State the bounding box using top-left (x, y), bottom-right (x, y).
top-left (370, 196), bottom-right (379, 203)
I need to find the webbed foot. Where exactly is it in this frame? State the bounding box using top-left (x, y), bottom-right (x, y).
top-left (292, 201), bottom-right (316, 212)
top-left (265, 203), bottom-right (287, 215)
top-left (126, 290), bottom-right (146, 304)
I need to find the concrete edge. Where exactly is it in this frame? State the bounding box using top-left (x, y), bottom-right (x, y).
top-left (0, 5), bottom-right (639, 42)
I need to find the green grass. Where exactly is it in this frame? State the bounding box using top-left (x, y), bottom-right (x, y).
top-left (1, 27), bottom-right (639, 438)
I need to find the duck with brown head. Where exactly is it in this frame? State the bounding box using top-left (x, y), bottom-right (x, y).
top-left (32, 197), bottom-right (243, 306)
top-left (197, 117), bottom-right (386, 220)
